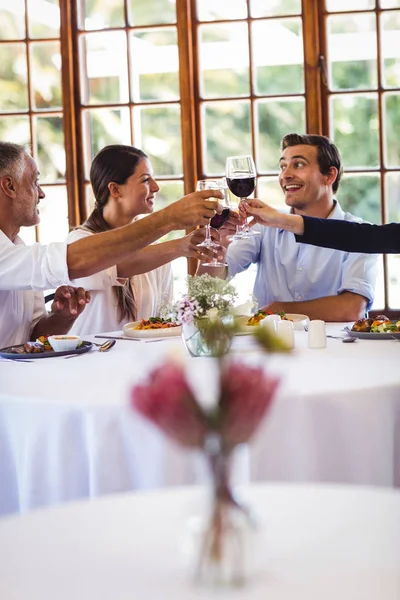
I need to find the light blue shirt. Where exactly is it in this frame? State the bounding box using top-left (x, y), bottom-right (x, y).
top-left (226, 201), bottom-right (378, 311)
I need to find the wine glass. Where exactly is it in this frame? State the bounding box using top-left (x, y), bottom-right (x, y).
top-left (196, 179), bottom-right (229, 268)
top-left (225, 155), bottom-right (259, 238)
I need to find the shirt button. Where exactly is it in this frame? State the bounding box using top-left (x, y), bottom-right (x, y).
top-left (297, 295), bottom-right (302, 300)
top-left (298, 267), bottom-right (303, 272)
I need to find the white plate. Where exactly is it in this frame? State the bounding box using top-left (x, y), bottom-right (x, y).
top-left (235, 313), bottom-right (309, 335)
top-left (123, 321), bottom-right (182, 339)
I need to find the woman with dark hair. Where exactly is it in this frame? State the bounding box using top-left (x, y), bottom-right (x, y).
top-left (67, 144), bottom-right (213, 335)
top-left (241, 198), bottom-right (399, 254)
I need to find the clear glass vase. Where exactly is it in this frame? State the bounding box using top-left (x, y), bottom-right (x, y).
top-left (186, 437), bottom-right (255, 588)
top-left (181, 317), bottom-right (234, 357)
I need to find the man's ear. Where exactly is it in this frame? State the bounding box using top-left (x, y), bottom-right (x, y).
top-left (0, 176), bottom-right (16, 198)
top-left (326, 166), bottom-right (338, 188)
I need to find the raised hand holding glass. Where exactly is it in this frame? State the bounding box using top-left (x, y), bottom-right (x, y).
top-left (225, 155), bottom-right (259, 238)
top-left (196, 179), bottom-right (229, 268)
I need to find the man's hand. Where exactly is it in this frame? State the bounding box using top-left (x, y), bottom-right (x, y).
top-left (242, 200), bottom-right (304, 235)
top-left (177, 229), bottom-right (225, 262)
top-left (163, 189), bottom-right (223, 229)
top-left (50, 285), bottom-right (91, 321)
top-left (218, 210), bottom-right (240, 247)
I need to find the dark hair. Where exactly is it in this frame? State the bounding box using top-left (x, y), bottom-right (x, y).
top-left (281, 133), bottom-right (343, 193)
top-left (0, 142), bottom-right (27, 178)
top-left (82, 145), bottom-right (148, 323)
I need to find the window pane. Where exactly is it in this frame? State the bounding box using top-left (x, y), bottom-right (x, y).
top-left (156, 180), bottom-right (184, 210)
top-left (82, 107), bottom-right (131, 176)
top-left (197, 0), bottom-right (247, 21)
top-left (381, 0), bottom-right (400, 7)
top-left (384, 93), bottom-right (400, 167)
top-left (0, 116), bottom-right (30, 144)
top-left (337, 173), bottom-right (381, 223)
top-left (250, 0), bottom-right (301, 18)
top-left (0, 2), bottom-right (26, 40)
top-left (371, 257), bottom-right (384, 311)
top-left (326, 0), bottom-right (375, 10)
top-left (199, 23), bottom-right (249, 98)
top-left (327, 14), bottom-right (377, 91)
top-left (203, 101), bottom-right (251, 174)
top-left (381, 11), bottom-right (400, 88)
top-left (18, 226), bottom-right (37, 245)
top-left (386, 171), bottom-right (400, 221)
top-left (130, 29), bottom-right (179, 102)
top-left (35, 115), bottom-right (65, 183)
top-left (81, 32), bottom-right (129, 105)
top-left (257, 176), bottom-right (284, 209)
top-left (129, 0), bottom-right (176, 25)
top-left (331, 94), bottom-right (379, 168)
top-left (37, 185), bottom-right (69, 243)
top-left (31, 42), bottom-right (62, 109)
top-left (134, 105), bottom-right (182, 176)
top-left (28, 0), bottom-right (60, 39)
top-left (256, 98), bottom-right (305, 172)
top-left (82, 0), bottom-right (124, 30)
top-left (0, 44), bottom-right (28, 111)
top-left (253, 18), bottom-right (304, 95)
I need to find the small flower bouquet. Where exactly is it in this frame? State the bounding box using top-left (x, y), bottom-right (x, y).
top-left (175, 274), bottom-right (238, 357)
top-left (131, 358), bottom-right (280, 587)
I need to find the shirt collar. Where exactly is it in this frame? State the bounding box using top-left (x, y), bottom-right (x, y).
top-left (0, 228), bottom-right (24, 246)
top-left (278, 199), bottom-right (342, 232)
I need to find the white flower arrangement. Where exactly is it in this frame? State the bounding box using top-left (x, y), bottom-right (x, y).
top-left (176, 274), bottom-right (238, 325)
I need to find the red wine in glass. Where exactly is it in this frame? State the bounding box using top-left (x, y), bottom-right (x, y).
top-left (226, 177), bottom-right (255, 199)
top-left (225, 155), bottom-right (259, 238)
top-left (210, 207), bottom-right (230, 229)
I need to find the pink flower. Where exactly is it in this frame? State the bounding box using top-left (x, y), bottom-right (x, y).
top-left (218, 362), bottom-right (279, 448)
top-left (131, 362), bottom-right (208, 448)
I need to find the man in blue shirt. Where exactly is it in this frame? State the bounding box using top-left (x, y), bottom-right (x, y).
top-left (199, 133), bottom-right (377, 322)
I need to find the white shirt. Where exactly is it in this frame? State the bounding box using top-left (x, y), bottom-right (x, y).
top-left (67, 229), bottom-right (174, 336)
top-left (0, 230), bottom-right (69, 347)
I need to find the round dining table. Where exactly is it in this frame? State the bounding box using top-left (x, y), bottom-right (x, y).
top-left (0, 324), bottom-right (399, 516)
top-left (0, 482), bottom-right (399, 599)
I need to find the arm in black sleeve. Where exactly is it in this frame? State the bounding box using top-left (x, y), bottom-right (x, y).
top-left (295, 216), bottom-right (400, 254)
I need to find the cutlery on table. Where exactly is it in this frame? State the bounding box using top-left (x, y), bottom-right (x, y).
top-left (64, 339), bottom-right (116, 358)
top-left (94, 335), bottom-right (141, 342)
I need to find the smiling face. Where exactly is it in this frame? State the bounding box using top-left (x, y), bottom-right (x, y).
top-left (278, 144), bottom-right (336, 215)
top-left (13, 153), bottom-right (45, 228)
top-left (112, 157), bottom-right (160, 221)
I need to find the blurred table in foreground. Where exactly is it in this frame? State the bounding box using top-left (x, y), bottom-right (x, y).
top-left (0, 323), bottom-right (399, 516)
top-left (0, 483), bottom-right (399, 599)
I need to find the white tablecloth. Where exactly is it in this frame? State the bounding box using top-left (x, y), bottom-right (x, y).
top-left (1, 324), bottom-right (400, 516)
top-left (0, 483), bottom-right (399, 599)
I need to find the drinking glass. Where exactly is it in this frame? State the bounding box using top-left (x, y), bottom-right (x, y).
top-left (225, 155), bottom-right (259, 238)
top-left (196, 179), bottom-right (229, 268)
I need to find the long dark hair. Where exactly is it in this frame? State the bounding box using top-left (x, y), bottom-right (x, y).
top-left (281, 133), bottom-right (343, 193)
top-left (81, 144), bottom-right (148, 323)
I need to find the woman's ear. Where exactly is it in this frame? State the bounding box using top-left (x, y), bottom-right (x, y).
top-left (107, 181), bottom-right (120, 198)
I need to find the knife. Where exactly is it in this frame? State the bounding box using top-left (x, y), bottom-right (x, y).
top-left (94, 335), bottom-right (141, 342)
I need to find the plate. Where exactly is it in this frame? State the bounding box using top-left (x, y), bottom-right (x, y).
top-left (344, 326), bottom-right (400, 340)
top-left (0, 340), bottom-right (93, 360)
top-left (235, 313), bottom-right (309, 335)
top-left (123, 321), bottom-right (182, 339)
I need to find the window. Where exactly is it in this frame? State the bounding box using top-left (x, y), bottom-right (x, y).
top-left (1, 0), bottom-right (399, 311)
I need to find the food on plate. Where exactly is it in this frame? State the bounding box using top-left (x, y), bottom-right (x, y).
top-left (133, 317), bottom-right (180, 330)
top-left (9, 342), bottom-right (46, 354)
top-left (351, 317), bottom-right (374, 332)
top-left (247, 310), bottom-right (290, 326)
top-left (36, 335), bottom-right (54, 351)
top-left (351, 315), bottom-right (400, 333)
